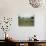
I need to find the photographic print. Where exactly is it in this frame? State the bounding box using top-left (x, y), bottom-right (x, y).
top-left (18, 16), bottom-right (34, 26)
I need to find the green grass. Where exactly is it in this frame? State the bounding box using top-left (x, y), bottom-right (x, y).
top-left (18, 16), bottom-right (34, 26)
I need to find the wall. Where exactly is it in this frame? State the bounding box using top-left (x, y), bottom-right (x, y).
top-left (0, 0), bottom-right (46, 40)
